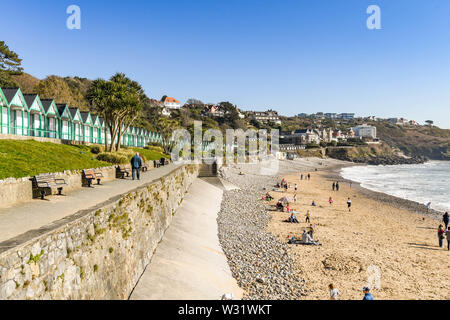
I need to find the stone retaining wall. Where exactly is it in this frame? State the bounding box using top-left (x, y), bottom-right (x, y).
top-left (0, 164), bottom-right (198, 300)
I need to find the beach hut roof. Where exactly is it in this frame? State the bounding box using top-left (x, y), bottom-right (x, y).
top-left (2, 87), bottom-right (27, 109)
top-left (41, 99), bottom-right (59, 116)
top-left (56, 104), bottom-right (72, 119)
top-left (69, 108), bottom-right (82, 122)
top-left (23, 94), bottom-right (45, 114)
top-left (80, 111), bottom-right (92, 124)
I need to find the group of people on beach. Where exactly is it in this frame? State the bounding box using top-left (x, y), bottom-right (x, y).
top-left (329, 284), bottom-right (374, 300)
top-left (332, 181), bottom-right (340, 191)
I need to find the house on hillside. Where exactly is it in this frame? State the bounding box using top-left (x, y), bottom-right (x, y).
top-left (352, 124), bottom-right (377, 139)
top-left (163, 97), bottom-right (181, 109)
top-left (250, 109), bottom-right (281, 125)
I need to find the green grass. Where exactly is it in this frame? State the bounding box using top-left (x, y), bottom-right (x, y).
top-left (0, 140), bottom-right (170, 180)
top-left (0, 140), bottom-right (111, 180)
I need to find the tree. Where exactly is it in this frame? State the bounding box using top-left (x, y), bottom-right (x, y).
top-left (186, 98), bottom-right (204, 107)
top-left (86, 73), bottom-right (144, 152)
top-left (0, 41), bottom-right (23, 86)
top-left (425, 120), bottom-right (434, 126)
top-left (160, 95), bottom-right (168, 102)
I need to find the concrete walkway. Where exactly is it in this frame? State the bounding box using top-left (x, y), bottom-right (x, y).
top-left (130, 178), bottom-right (243, 300)
top-left (0, 164), bottom-right (181, 245)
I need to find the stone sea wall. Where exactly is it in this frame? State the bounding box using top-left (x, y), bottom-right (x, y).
top-left (0, 164), bottom-right (198, 300)
top-left (0, 166), bottom-right (118, 209)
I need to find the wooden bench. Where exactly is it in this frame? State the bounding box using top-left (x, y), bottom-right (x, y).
top-left (116, 165), bottom-right (131, 179)
top-left (32, 174), bottom-right (67, 200)
top-left (82, 169), bottom-right (104, 187)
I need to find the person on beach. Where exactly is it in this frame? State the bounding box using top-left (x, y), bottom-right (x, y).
top-left (286, 204), bottom-right (291, 213)
top-left (130, 152), bottom-right (143, 181)
top-left (362, 287), bottom-right (374, 300)
top-left (426, 202), bottom-right (432, 214)
top-left (293, 194), bottom-right (297, 204)
top-left (308, 173), bottom-right (311, 180)
top-left (306, 210), bottom-right (311, 223)
top-left (295, 184), bottom-right (298, 192)
top-left (290, 212), bottom-right (299, 223)
top-left (301, 174), bottom-right (304, 180)
top-left (329, 284), bottom-right (339, 300)
top-left (446, 226), bottom-right (450, 251)
top-left (302, 230), bottom-right (319, 246)
top-left (308, 224), bottom-right (316, 239)
top-left (312, 200), bottom-right (317, 207)
top-left (332, 182), bottom-right (336, 191)
top-left (349, 181), bottom-right (352, 189)
top-left (329, 197), bottom-right (334, 206)
top-left (347, 198), bottom-right (352, 212)
top-left (438, 225), bottom-right (445, 248)
top-left (336, 182), bottom-right (340, 191)
top-left (443, 211), bottom-right (449, 230)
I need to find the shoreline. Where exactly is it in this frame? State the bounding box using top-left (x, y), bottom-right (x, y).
top-left (327, 164), bottom-right (444, 221)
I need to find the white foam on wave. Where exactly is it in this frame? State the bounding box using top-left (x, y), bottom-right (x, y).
top-left (341, 161), bottom-right (450, 212)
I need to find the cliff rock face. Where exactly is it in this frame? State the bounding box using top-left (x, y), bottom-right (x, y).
top-left (326, 144), bottom-right (427, 165)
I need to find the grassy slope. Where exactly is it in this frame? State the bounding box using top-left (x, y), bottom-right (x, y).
top-left (0, 140), bottom-right (111, 180)
top-left (0, 140), bottom-right (168, 180)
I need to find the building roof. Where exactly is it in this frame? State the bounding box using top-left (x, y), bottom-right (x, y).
top-left (23, 94), bottom-right (39, 108)
top-left (41, 99), bottom-right (55, 113)
top-left (1, 87), bottom-right (21, 104)
top-left (80, 112), bottom-right (91, 123)
top-left (164, 97), bottom-right (180, 104)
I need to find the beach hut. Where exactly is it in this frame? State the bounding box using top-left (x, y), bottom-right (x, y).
top-left (2, 88), bottom-right (28, 136)
top-left (0, 88), bottom-right (9, 134)
top-left (23, 94), bottom-right (45, 137)
top-left (41, 99), bottom-right (60, 139)
top-left (69, 108), bottom-right (83, 142)
top-left (80, 112), bottom-right (93, 143)
top-left (91, 115), bottom-right (102, 144)
top-left (57, 104), bottom-right (73, 140)
top-left (99, 118), bottom-right (106, 145)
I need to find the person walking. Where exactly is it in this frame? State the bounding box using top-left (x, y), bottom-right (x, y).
top-left (307, 173), bottom-right (311, 180)
top-left (332, 182), bottom-right (336, 191)
top-left (131, 152), bottom-right (143, 181)
top-left (301, 174), bottom-right (304, 181)
top-left (329, 197), bottom-right (334, 206)
top-left (306, 210), bottom-right (310, 223)
top-left (362, 287), bottom-right (374, 300)
top-left (443, 211), bottom-right (449, 230)
top-left (336, 182), bottom-right (340, 191)
top-left (293, 194), bottom-right (297, 204)
top-left (426, 202), bottom-right (432, 214)
top-left (438, 224), bottom-right (445, 248)
top-left (329, 284), bottom-right (339, 300)
top-left (295, 184), bottom-right (298, 192)
top-left (446, 226), bottom-right (450, 251)
top-left (347, 197), bottom-right (352, 212)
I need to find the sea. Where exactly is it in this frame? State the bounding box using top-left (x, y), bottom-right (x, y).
top-left (340, 161), bottom-right (450, 213)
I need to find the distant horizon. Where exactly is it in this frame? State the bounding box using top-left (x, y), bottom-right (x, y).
top-left (2, 0), bottom-right (449, 128)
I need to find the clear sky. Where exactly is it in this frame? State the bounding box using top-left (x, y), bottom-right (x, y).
top-left (1, 0), bottom-right (450, 127)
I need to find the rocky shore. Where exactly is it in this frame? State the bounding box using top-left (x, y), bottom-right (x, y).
top-left (330, 154), bottom-right (428, 166)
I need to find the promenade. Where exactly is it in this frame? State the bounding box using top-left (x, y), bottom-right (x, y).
top-left (0, 164), bottom-right (181, 249)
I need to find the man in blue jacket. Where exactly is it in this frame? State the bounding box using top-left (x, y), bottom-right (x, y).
top-left (131, 152), bottom-right (143, 181)
top-left (362, 287), bottom-right (374, 300)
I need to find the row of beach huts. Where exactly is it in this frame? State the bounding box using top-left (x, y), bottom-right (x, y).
top-left (0, 87), bottom-right (162, 147)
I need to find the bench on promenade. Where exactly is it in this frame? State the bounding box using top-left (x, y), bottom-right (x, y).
top-left (116, 165), bottom-right (131, 179)
top-left (82, 169), bottom-right (104, 187)
top-left (32, 174), bottom-right (67, 200)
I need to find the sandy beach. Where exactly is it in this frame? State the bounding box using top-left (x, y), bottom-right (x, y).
top-left (267, 163), bottom-right (449, 300)
top-left (218, 157), bottom-right (449, 300)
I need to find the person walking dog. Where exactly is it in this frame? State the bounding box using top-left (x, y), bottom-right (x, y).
top-left (131, 152), bottom-right (143, 181)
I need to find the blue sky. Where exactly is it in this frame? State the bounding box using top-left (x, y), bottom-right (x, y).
top-left (2, 0), bottom-right (450, 127)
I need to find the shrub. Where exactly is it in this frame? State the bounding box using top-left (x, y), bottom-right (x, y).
top-left (90, 146), bottom-right (101, 154)
top-left (96, 153), bottom-right (128, 164)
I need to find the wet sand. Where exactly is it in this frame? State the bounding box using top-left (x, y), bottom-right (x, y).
top-left (266, 169), bottom-right (449, 300)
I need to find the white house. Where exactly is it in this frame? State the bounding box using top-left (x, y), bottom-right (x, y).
top-left (163, 97), bottom-right (181, 109)
top-left (352, 124), bottom-right (377, 139)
